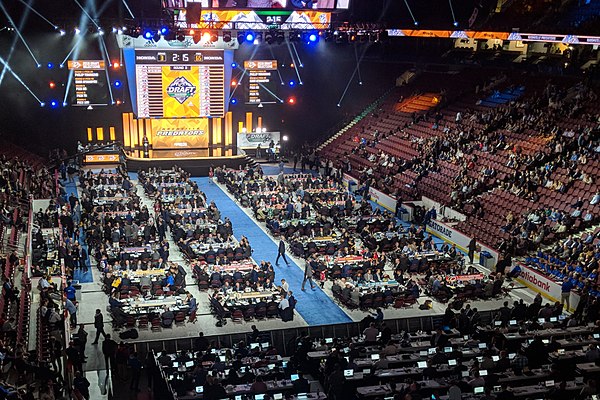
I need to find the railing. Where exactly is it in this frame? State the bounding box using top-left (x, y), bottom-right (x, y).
top-left (126, 309), bottom-right (496, 361)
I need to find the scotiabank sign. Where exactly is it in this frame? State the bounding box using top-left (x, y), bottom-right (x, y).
top-left (514, 264), bottom-right (579, 312)
top-left (518, 267), bottom-right (551, 293)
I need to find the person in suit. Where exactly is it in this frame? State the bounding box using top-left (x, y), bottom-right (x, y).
top-left (92, 309), bottom-right (106, 344)
top-left (301, 260), bottom-right (316, 291)
top-left (275, 237), bottom-right (290, 266)
top-left (468, 237), bottom-right (477, 264)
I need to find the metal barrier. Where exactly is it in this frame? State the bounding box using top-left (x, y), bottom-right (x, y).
top-left (127, 310), bottom-right (495, 360)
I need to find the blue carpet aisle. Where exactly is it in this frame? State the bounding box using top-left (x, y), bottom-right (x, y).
top-left (63, 178), bottom-right (94, 283)
top-left (193, 177), bottom-right (352, 326)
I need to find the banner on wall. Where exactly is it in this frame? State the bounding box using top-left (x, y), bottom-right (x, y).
top-left (237, 131), bottom-right (280, 149)
top-left (512, 264), bottom-right (579, 312)
top-left (150, 118), bottom-right (209, 149)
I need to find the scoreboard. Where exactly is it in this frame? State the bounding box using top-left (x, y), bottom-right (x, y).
top-left (244, 60), bottom-right (279, 105)
top-left (134, 49), bottom-right (225, 118)
top-left (68, 60), bottom-right (108, 107)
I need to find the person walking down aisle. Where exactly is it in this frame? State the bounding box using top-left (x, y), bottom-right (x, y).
top-left (301, 260), bottom-right (316, 291)
top-left (91, 309), bottom-right (106, 344)
top-left (275, 237), bottom-right (290, 267)
top-left (102, 334), bottom-right (118, 373)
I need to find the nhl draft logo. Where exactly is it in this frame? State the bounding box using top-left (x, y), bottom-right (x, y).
top-left (166, 77), bottom-right (196, 104)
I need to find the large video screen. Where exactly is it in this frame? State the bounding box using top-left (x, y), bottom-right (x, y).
top-left (164, 0), bottom-right (348, 9)
top-left (68, 60), bottom-right (109, 107)
top-left (132, 49), bottom-right (225, 118)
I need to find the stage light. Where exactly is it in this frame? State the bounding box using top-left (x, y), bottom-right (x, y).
top-left (211, 32), bottom-right (218, 42)
top-left (231, 80), bottom-right (237, 86)
top-left (40, 102), bottom-right (45, 107)
top-left (287, 97), bottom-right (296, 104)
top-left (112, 61), bottom-right (120, 69)
top-left (245, 32), bottom-right (255, 42)
top-left (289, 80), bottom-right (295, 87)
top-left (290, 63), bottom-right (294, 68)
top-left (176, 34), bottom-right (185, 42)
top-left (265, 31), bottom-right (274, 44)
top-left (414, 21), bottom-right (419, 26)
top-left (143, 30), bottom-right (153, 40)
top-left (223, 31), bottom-right (232, 43)
top-left (59, 29), bottom-right (65, 36)
top-left (37, 64), bottom-right (41, 68)
top-left (62, 102), bottom-right (67, 107)
top-left (337, 103), bottom-right (341, 107)
top-left (50, 100), bottom-right (58, 108)
top-left (453, 21), bottom-right (459, 27)
top-left (75, 27), bottom-right (81, 34)
top-left (116, 100), bottom-right (122, 105)
top-left (189, 29), bottom-right (195, 35)
top-left (308, 33), bottom-right (318, 43)
top-left (49, 81), bottom-right (56, 89)
top-left (237, 32), bottom-right (245, 43)
top-left (276, 31), bottom-right (285, 44)
top-left (98, 29), bottom-right (104, 36)
top-left (359, 81), bottom-right (363, 85)
top-left (112, 27), bottom-right (117, 33)
top-left (47, 63), bottom-right (53, 69)
top-left (231, 62), bottom-right (237, 68)
top-left (113, 80), bottom-right (122, 87)
top-left (117, 29), bottom-right (123, 35)
top-left (59, 64), bottom-right (64, 69)
top-left (153, 33), bottom-right (161, 42)
top-left (160, 26), bottom-right (169, 35)
top-left (231, 98), bottom-right (237, 104)
top-left (283, 135), bottom-right (289, 141)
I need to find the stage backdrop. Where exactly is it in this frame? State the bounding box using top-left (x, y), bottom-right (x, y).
top-left (237, 131), bottom-right (280, 149)
top-left (150, 118), bottom-right (209, 149)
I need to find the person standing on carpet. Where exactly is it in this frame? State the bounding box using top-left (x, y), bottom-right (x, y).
top-left (275, 237), bottom-right (290, 266)
top-left (301, 260), bottom-right (316, 291)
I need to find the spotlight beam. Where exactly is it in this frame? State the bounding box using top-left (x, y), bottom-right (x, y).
top-left (120, 0), bottom-right (135, 18)
top-left (291, 43), bottom-right (304, 69)
top-left (448, 0), bottom-right (457, 24)
top-left (0, 54), bottom-right (43, 104)
top-left (16, 0), bottom-right (57, 29)
top-left (65, 0), bottom-right (95, 105)
top-left (402, 0), bottom-right (418, 25)
top-left (61, 35), bottom-right (87, 66)
top-left (0, 0), bottom-right (32, 86)
top-left (72, 0), bottom-right (100, 28)
top-left (354, 44), bottom-right (363, 84)
top-left (0, 1), bottom-right (41, 67)
top-left (285, 38), bottom-right (303, 85)
top-left (228, 46), bottom-right (259, 101)
top-left (337, 44), bottom-right (370, 107)
top-left (268, 47), bottom-right (285, 85)
top-left (98, 37), bottom-right (115, 104)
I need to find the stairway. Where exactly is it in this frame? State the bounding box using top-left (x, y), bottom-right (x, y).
top-left (316, 87), bottom-right (394, 152)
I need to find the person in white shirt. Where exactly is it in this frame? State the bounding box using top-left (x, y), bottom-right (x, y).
top-left (591, 191), bottom-right (600, 205)
top-left (280, 279), bottom-right (289, 294)
top-left (363, 322), bottom-right (379, 343)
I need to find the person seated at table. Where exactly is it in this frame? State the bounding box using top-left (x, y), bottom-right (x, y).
top-left (209, 270), bottom-right (222, 284)
top-left (120, 273), bottom-right (132, 288)
top-left (231, 268), bottom-right (242, 282)
top-left (163, 272), bottom-right (175, 292)
top-left (161, 307), bottom-right (175, 328)
top-left (233, 282), bottom-right (243, 293)
top-left (363, 269), bottom-right (374, 283)
top-left (138, 274), bottom-right (152, 291)
top-left (109, 293), bottom-right (123, 310)
top-left (263, 278), bottom-right (274, 290)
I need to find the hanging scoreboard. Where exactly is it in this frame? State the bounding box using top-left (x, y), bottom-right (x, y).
top-left (244, 60), bottom-right (279, 105)
top-left (133, 49), bottom-right (225, 118)
top-left (68, 60), bottom-right (109, 107)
